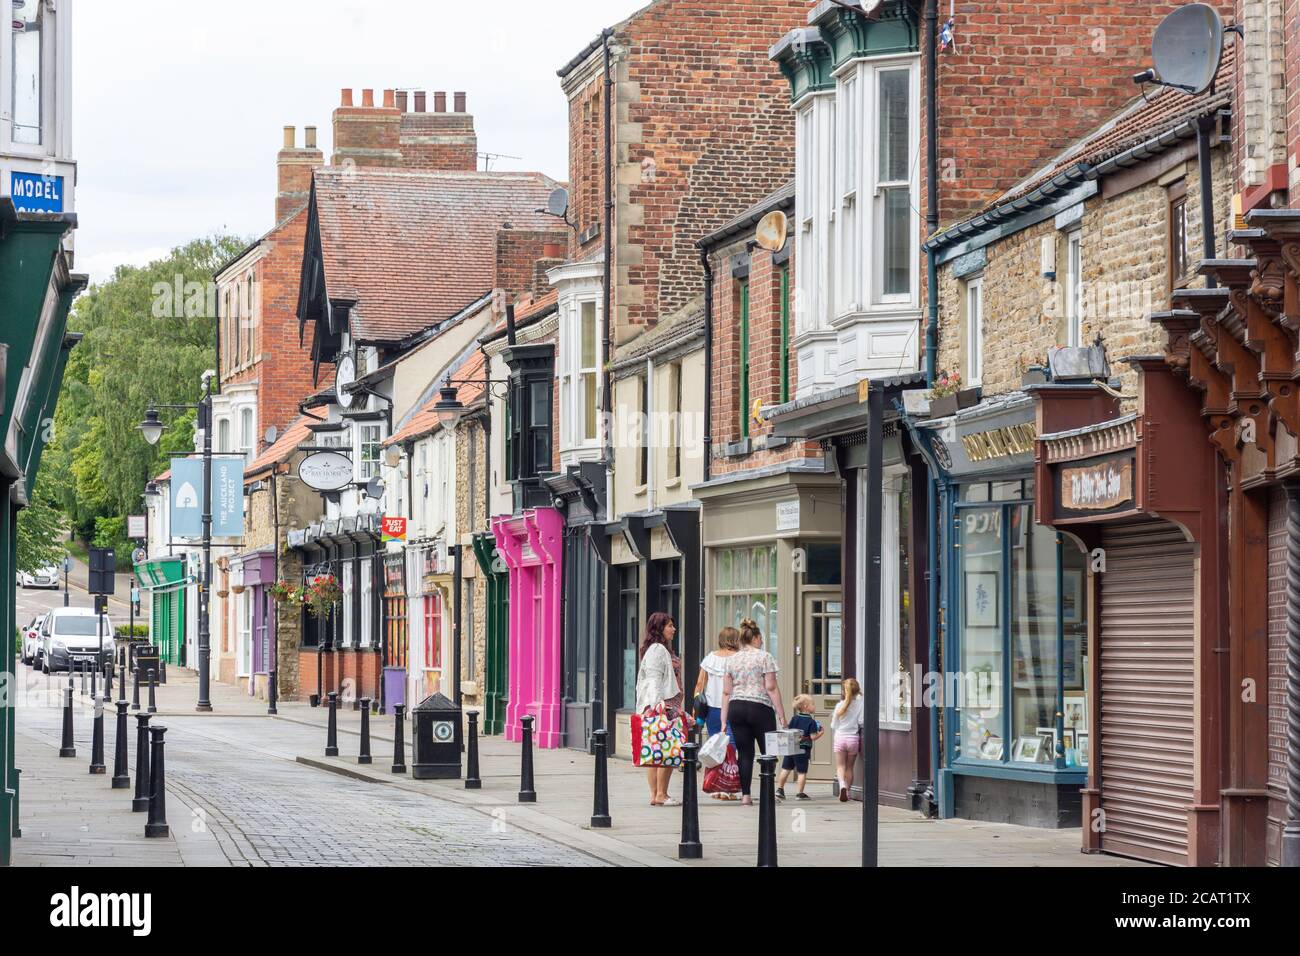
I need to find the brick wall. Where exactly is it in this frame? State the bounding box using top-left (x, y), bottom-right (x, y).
top-left (561, 0), bottom-right (807, 347)
top-left (708, 234), bottom-right (820, 478)
top-left (928, 2), bottom-right (1233, 226)
top-left (494, 230), bottom-right (570, 298)
top-left (332, 88), bottom-right (403, 168)
top-left (937, 145), bottom-right (1232, 401)
top-left (454, 415), bottom-right (489, 702)
top-left (399, 103), bottom-right (477, 172)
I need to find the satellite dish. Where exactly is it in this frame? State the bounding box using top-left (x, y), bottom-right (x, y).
top-left (755, 210), bottom-right (788, 252)
top-left (383, 446), bottom-right (402, 468)
top-left (263, 425), bottom-right (278, 447)
top-left (545, 187), bottom-right (569, 218)
top-left (364, 476), bottom-right (384, 499)
top-left (1151, 3), bottom-right (1223, 95)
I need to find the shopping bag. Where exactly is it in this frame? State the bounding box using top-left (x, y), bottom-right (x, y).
top-left (699, 731), bottom-right (730, 769)
top-left (702, 744), bottom-right (741, 794)
top-left (635, 705), bottom-right (684, 768)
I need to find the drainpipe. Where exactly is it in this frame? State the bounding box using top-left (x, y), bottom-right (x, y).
top-left (699, 245), bottom-right (714, 483)
top-left (602, 27), bottom-right (615, 520)
top-left (924, 0), bottom-right (939, 386)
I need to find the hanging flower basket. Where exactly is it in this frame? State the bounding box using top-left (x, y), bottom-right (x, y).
top-left (302, 574), bottom-right (342, 620)
top-left (269, 579), bottom-right (302, 605)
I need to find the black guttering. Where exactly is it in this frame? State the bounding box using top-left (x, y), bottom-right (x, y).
top-left (557, 31), bottom-right (609, 79)
top-left (698, 182), bottom-right (795, 250)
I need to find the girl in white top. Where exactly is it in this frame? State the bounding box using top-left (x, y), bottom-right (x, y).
top-left (693, 627), bottom-right (741, 800)
top-left (831, 678), bottom-right (864, 802)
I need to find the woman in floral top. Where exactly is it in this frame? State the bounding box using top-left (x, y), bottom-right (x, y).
top-left (718, 618), bottom-right (787, 805)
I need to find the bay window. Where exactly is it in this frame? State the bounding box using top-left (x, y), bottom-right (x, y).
top-left (11, 1), bottom-right (42, 145)
top-left (558, 295), bottom-right (600, 461)
top-left (876, 67), bottom-right (913, 301)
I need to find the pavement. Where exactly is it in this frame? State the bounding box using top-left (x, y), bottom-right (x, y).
top-left (9, 663), bottom-right (1149, 868)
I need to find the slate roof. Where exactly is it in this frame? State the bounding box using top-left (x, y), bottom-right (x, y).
top-left (312, 167), bottom-right (564, 343)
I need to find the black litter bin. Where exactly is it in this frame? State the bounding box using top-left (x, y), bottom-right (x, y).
top-left (411, 693), bottom-right (462, 780)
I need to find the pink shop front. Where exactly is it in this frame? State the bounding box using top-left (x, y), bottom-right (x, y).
top-left (232, 549), bottom-right (277, 698)
top-left (492, 508), bottom-right (564, 748)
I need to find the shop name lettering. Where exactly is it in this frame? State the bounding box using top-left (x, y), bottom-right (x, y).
top-left (1062, 461), bottom-right (1131, 510)
top-left (960, 423), bottom-right (1036, 462)
top-left (12, 175), bottom-right (61, 202)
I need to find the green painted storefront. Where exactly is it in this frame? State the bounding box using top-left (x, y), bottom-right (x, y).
top-left (471, 532), bottom-right (508, 736)
top-left (134, 556), bottom-right (190, 666)
top-left (1, 201), bottom-right (84, 866)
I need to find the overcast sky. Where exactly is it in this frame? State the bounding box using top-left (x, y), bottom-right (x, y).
top-left (72, 0), bottom-right (648, 283)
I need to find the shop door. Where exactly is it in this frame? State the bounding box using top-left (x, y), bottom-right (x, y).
top-left (801, 594), bottom-right (843, 780)
top-left (1097, 520), bottom-right (1195, 865)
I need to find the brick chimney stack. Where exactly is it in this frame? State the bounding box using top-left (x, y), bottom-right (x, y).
top-left (331, 87), bottom-right (403, 169)
top-left (276, 124), bottom-right (324, 223)
top-left (399, 89), bottom-right (477, 172)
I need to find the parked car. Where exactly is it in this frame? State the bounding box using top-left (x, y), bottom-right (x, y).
top-left (18, 564), bottom-right (60, 589)
top-left (20, 614), bottom-right (45, 666)
top-left (40, 608), bottom-right (113, 674)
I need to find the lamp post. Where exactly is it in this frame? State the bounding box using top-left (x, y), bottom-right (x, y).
top-left (139, 370), bottom-right (216, 713)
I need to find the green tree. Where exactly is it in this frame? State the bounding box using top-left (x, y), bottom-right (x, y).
top-left (15, 469), bottom-right (67, 574)
top-left (44, 234), bottom-right (249, 544)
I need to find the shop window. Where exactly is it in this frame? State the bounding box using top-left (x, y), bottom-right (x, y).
top-left (804, 542), bottom-right (842, 586)
top-left (714, 546), bottom-right (779, 661)
top-left (341, 562), bottom-right (353, 650)
top-left (955, 489), bottom-right (1090, 770)
top-left (1168, 180), bottom-right (1189, 292)
top-left (360, 560), bottom-right (373, 648)
top-left (618, 565), bottom-right (641, 710)
top-left (424, 590), bottom-right (443, 671)
top-left (385, 557), bottom-right (407, 669)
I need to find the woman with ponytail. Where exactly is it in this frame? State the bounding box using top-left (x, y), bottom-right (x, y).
top-left (718, 617), bottom-right (786, 806)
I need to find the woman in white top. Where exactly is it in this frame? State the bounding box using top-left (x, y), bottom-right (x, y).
top-left (634, 612), bottom-right (683, 806)
top-left (693, 626), bottom-right (741, 799)
top-left (718, 619), bottom-right (787, 806)
top-left (830, 677), bottom-right (864, 802)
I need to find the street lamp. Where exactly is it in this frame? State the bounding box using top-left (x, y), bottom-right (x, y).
top-left (137, 369), bottom-right (217, 713)
top-left (433, 379), bottom-right (465, 432)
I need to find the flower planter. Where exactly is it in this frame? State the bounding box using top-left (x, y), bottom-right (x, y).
top-left (216, 589), bottom-right (229, 599)
top-left (929, 393), bottom-right (958, 418)
top-left (231, 584), bottom-right (246, 594)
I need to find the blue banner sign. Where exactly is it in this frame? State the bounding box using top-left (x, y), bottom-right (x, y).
top-left (10, 171), bottom-right (65, 213)
top-left (169, 456), bottom-right (245, 539)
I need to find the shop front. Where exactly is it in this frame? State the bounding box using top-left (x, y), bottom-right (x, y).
top-left (134, 556), bottom-right (191, 667)
top-left (233, 549), bottom-right (276, 698)
top-left (911, 392), bottom-right (1089, 826)
top-left (470, 532), bottom-right (509, 735)
top-left (382, 549), bottom-right (409, 711)
top-left (1033, 364), bottom-right (1223, 865)
top-left (493, 508), bottom-right (564, 748)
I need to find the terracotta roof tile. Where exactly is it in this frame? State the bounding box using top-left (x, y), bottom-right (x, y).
top-left (384, 349), bottom-right (488, 447)
top-left (245, 415), bottom-right (313, 479)
top-left (313, 167), bottom-right (564, 343)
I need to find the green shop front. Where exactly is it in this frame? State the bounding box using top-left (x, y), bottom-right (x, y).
top-left (470, 531), bottom-right (507, 736)
top-left (1, 201), bottom-right (84, 865)
top-left (133, 556), bottom-right (192, 666)
top-left (914, 393), bottom-right (1090, 827)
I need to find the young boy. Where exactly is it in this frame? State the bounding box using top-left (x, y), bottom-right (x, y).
top-left (777, 695), bottom-right (824, 800)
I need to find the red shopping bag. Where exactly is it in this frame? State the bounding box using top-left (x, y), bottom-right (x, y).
top-left (702, 743), bottom-right (741, 794)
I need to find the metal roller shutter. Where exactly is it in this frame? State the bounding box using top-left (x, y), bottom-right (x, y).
top-left (1098, 520), bottom-right (1195, 865)
top-left (1267, 490), bottom-right (1287, 864)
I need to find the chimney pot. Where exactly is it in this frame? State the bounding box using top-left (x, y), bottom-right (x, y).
top-left (362, 88), bottom-right (374, 108)
top-left (454, 92), bottom-right (467, 113)
top-left (413, 91), bottom-right (427, 113)
top-left (283, 126), bottom-right (296, 149)
top-left (305, 126), bottom-right (317, 149)
top-left (341, 88), bottom-right (353, 107)
top-left (396, 90), bottom-right (408, 113)
top-left (434, 92), bottom-right (446, 113)
top-left (383, 89), bottom-right (395, 109)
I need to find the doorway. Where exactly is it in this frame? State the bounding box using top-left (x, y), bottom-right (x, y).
top-left (801, 593), bottom-right (843, 781)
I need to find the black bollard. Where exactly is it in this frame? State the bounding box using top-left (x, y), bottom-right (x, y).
top-left (325, 691), bottom-right (339, 757)
top-left (358, 697), bottom-right (372, 765)
top-left (131, 666), bottom-right (140, 711)
top-left (267, 670), bottom-right (278, 716)
top-left (518, 714), bottom-right (537, 803)
top-left (11, 768), bottom-right (20, 838)
top-left (679, 742), bottom-right (703, 859)
top-left (144, 725), bottom-right (169, 838)
top-left (90, 658), bottom-right (97, 699)
top-left (391, 704), bottom-right (407, 773)
top-left (132, 714), bottom-right (152, 812)
top-left (146, 667), bottom-right (157, 714)
top-left (465, 710), bottom-right (482, 790)
top-left (160, 657), bottom-right (167, 685)
top-left (111, 700), bottom-right (131, 789)
top-left (89, 695), bottom-right (106, 775)
top-left (105, 661), bottom-right (113, 702)
top-left (58, 686), bottom-right (76, 758)
top-left (79, 659), bottom-right (86, 696)
top-left (757, 754), bottom-right (779, 868)
top-left (590, 729), bottom-right (611, 828)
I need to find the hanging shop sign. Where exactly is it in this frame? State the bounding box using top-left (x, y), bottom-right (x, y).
top-left (1056, 452), bottom-right (1135, 517)
top-left (297, 451), bottom-right (353, 492)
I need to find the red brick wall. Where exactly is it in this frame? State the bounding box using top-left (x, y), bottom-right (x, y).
top-left (927, 2), bottom-right (1234, 225)
top-left (400, 110), bottom-right (478, 172)
top-left (709, 236), bottom-right (820, 477)
top-left (495, 230), bottom-right (570, 298)
top-left (567, 70), bottom-right (607, 261)
top-left (258, 207), bottom-right (320, 437)
top-left (332, 88), bottom-right (402, 168)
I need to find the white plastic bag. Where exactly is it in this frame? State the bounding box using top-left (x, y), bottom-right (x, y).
top-left (699, 731), bottom-right (729, 768)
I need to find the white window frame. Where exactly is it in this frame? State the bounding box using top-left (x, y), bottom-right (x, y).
top-left (356, 422), bottom-right (384, 481)
top-left (1065, 229), bottom-right (1083, 347)
top-left (239, 407), bottom-right (255, 465)
top-left (360, 561), bottom-right (373, 648)
top-left (965, 275), bottom-right (984, 388)
top-left (238, 590), bottom-right (252, 677)
top-left (857, 468), bottom-right (911, 731)
top-left (217, 417), bottom-right (231, 455)
top-left (559, 294), bottom-right (602, 457)
top-left (836, 73), bottom-right (860, 316)
top-left (871, 63), bottom-right (919, 305)
top-left (342, 562), bottom-right (354, 649)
